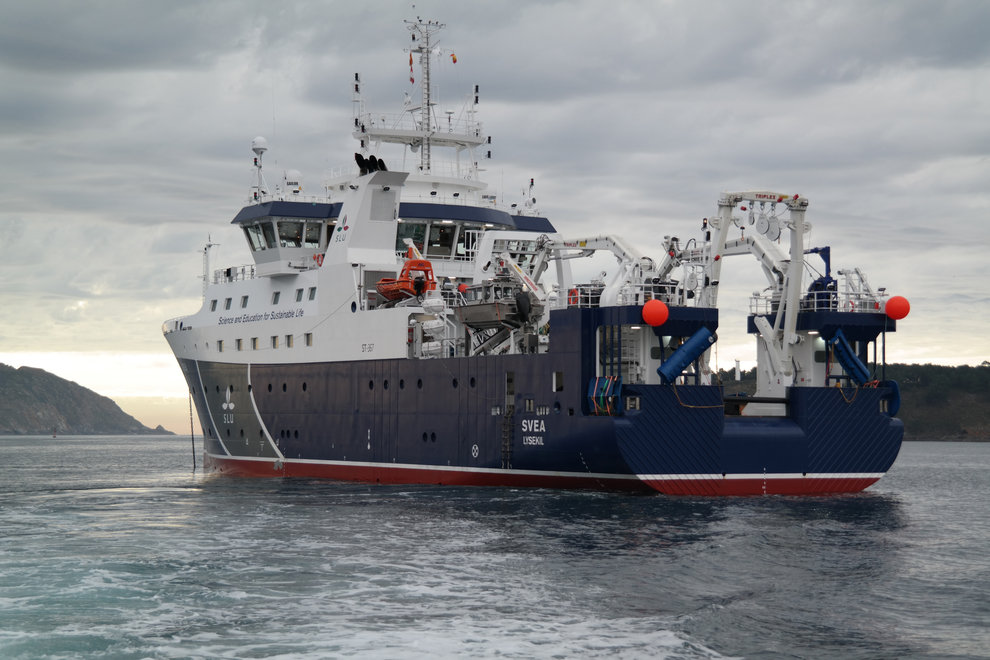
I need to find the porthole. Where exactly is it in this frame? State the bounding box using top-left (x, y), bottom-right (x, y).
top-left (422, 432), bottom-right (428, 443)
top-left (239, 429), bottom-right (244, 437)
top-left (430, 432), bottom-right (437, 443)
top-left (399, 379), bottom-right (405, 390)
top-left (470, 377), bottom-right (476, 388)
top-left (248, 384), bottom-right (252, 392)
top-left (417, 378), bottom-right (423, 390)
top-left (216, 385), bottom-right (220, 393)
top-left (294, 430), bottom-right (299, 439)
top-left (369, 380), bottom-right (374, 391)
top-left (226, 429), bottom-right (231, 437)
top-left (452, 378), bottom-right (458, 388)
top-left (553, 402), bottom-right (561, 414)
top-left (384, 380), bottom-right (389, 390)
top-left (268, 384), bottom-right (273, 393)
top-left (282, 383), bottom-right (287, 392)
top-left (302, 382), bottom-right (307, 392)
top-left (351, 302), bottom-right (357, 312)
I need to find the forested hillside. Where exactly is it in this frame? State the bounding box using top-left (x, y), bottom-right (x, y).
top-left (0, 364), bottom-right (166, 435)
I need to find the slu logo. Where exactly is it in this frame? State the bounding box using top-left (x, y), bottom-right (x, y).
top-left (221, 386), bottom-right (235, 411)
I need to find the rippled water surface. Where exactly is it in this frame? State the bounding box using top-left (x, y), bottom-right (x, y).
top-left (0, 437), bottom-right (987, 659)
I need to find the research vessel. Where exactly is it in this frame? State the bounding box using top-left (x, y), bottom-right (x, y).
top-left (164, 18), bottom-right (908, 495)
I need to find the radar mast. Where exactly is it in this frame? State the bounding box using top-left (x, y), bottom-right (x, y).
top-left (407, 18), bottom-right (444, 174)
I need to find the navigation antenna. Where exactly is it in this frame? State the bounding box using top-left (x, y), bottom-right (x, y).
top-left (201, 235), bottom-right (219, 299)
top-left (406, 18), bottom-right (445, 174)
top-left (251, 136), bottom-right (270, 201)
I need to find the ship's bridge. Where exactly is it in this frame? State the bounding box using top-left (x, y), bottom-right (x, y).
top-left (229, 198), bottom-right (556, 279)
top-left (232, 200), bottom-right (343, 277)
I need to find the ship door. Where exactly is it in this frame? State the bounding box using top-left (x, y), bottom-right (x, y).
top-left (378, 361), bottom-right (398, 464)
top-left (502, 371), bottom-right (515, 468)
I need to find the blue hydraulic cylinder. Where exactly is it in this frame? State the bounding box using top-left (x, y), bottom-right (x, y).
top-left (657, 327), bottom-right (716, 385)
top-left (828, 328), bottom-right (870, 385)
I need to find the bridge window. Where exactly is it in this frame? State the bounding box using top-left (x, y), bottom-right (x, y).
top-left (261, 222), bottom-right (278, 249)
top-left (396, 221), bottom-right (426, 254)
top-left (304, 222), bottom-right (322, 248)
top-left (455, 228), bottom-right (481, 259)
top-left (245, 224), bottom-right (265, 251)
top-left (278, 221), bottom-right (303, 247)
top-left (427, 224), bottom-right (455, 257)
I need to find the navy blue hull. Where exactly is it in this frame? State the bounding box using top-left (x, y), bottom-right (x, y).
top-left (614, 385), bottom-right (902, 495)
top-left (181, 357), bottom-right (902, 495)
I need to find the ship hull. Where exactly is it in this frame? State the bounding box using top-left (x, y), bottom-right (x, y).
top-left (179, 341), bottom-right (903, 496)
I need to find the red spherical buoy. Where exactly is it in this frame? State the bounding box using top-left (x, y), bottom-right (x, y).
top-left (642, 299), bottom-right (669, 327)
top-left (885, 295), bottom-right (910, 320)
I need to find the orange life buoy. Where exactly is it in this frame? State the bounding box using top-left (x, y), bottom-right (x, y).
top-left (313, 253), bottom-right (324, 267)
top-left (567, 288), bottom-right (579, 306)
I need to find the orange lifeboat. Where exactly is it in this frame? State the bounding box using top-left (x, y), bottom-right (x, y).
top-left (376, 255), bottom-right (437, 301)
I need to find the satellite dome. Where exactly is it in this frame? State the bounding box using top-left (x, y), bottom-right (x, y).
top-left (251, 136), bottom-right (269, 156)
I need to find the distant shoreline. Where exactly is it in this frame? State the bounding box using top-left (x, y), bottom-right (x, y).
top-left (905, 436), bottom-right (988, 443)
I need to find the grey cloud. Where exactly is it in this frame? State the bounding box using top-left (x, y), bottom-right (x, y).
top-left (0, 0), bottom-right (987, 366)
top-left (0, 2), bottom-right (254, 74)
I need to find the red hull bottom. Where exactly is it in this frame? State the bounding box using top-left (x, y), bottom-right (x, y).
top-left (639, 475), bottom-right (882, 496)
top-left (204, 453), bottom-right (651, 492)
top-left (204, 454), bottom-right (882, 496)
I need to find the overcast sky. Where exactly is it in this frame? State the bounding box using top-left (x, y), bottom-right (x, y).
top-left (1, 0), bottom-right (988, 432)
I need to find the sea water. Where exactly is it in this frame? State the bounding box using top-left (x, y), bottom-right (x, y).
top-left (0, 436), bottom-right (987, 659)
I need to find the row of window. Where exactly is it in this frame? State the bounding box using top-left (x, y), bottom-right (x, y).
top-left (210, 287), bottom-right (317, 312)
top-left (244, 219), bottom-right (327, 252)
top-left (217, 333), bottom-right (314, 352)
top-left (492, 402), bottom-right (560, 416)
